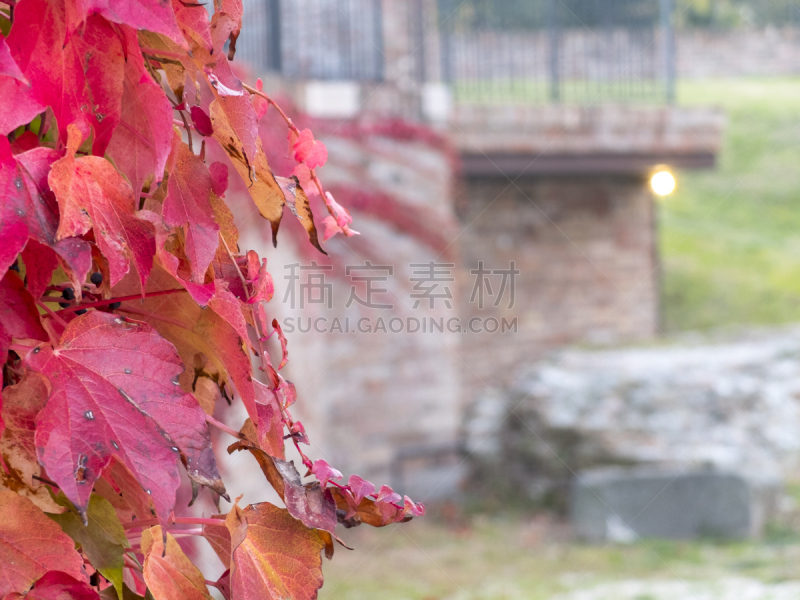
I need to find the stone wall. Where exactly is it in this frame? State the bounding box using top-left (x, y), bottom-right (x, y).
top-left (456, 175), bottom-right (659, 395)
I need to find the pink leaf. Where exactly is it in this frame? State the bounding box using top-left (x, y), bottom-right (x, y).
top-left (190, 105), bottom-right (214, 137)
top-left (0, 139), bottom-right (91, 286)
top-left (49, 126), bottom-right (155, 290)
top-left (291, 128), bottom-right (328, 170)
top-left (311, 459), bottom-right (342, 489)
top-left (0, 271), bottom-right (48, 345)
top-left (3, 571), bottom-right (99, 600)
top-left (209, 162), bottom-right (229, 196)
top-left (73, 0), bottom-right (185, 48)
top-left (348, 475), bottom-right (376, 505)
top-left (270, 318), bottom-right (288, 369)
top-left (403, 496), bottom-right (425, 517)
top-left (107, 26), bottom-right (174, 197)
top-left (0, 33), bottom-right (26, 82)
top-left (8, 1), bottom-right (125, 155)
top-left (375, 485), bottom-right (401, 505)
top-left (163, 137), bottom-right (220, 283)
top-left (291, 163), bottom-right (317, 196)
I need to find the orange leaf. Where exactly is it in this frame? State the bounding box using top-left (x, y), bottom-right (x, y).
top-left (0, 492), bottom-right (86, 596)
top-left (142, 526), bottom-right (213, 600)
top-left (225, 503), bottom-right (324, 600)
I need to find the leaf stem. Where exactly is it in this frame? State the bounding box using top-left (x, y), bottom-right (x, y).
top-left (139, 46), bottom-right (185, 60)
top-left (205, 414), bottom-right (243, 440)
top-left (219, 233), bottom-right (248, 295)
top-left (8, 343), bottom-right (35, 357)
top-left (117, 306), bottom-right (189, 329)
top-left (123, 516), bottom-right (225, 530)
top-left (37, 300), bottom-right (68, 328)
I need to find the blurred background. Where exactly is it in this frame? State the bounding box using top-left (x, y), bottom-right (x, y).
top-left (215, 0), bottom-right (800, 597)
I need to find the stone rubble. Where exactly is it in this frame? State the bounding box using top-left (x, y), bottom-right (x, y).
top-left (465, 327), bottom-right (800, 506)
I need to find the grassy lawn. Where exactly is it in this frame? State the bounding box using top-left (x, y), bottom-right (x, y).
top-left (321, 515), bottom-right (800, 599)
top-left (661, 78), bottom-right (800, 331)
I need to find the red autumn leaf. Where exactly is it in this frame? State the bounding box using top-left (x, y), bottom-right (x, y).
top-left (3, 571), bottom-right (100, 600)
top-left (142, 526), bottom-right (213, 600)
top-left (49, 126), bottom-right (155, 290)
top-left (0, 373), bottom-right (63, 514)
top-left (276, 176), bottom-right (324, 254)
top-left (270, 319), bottom-right (288, 369)
top-left (218, 0), bottom-right (243, 52)
top-left (244, 250), bottom-right (273, 305)
top-left (0, 271), bottom-right (48, 346)
top-left (0, 33), bottom-right (26, 82)
top-left (10, 131), bottom-right (40, 154)
top-left (0, 143), bottom-right (93, 289)
top-left (215, 570), bottom-right (232, 600)
top-left (329, 486), bottom-right (407, 528)
top-left (19, 241), bottom-right (57, 303)
top-left (164, 139), bottom-right (221, 283)
top-left (224, 502), bottom-right (324, 600)
top-left (290, 163), bottom-right (315, 195)
top-left (115, 266), bottom-right (257, 422)
top-left (311, 459), bottom-right (342, 489)
top-left (210, 100), bottom-right (287, 248)
top-left (0, 76), bottom-right (44, 136)
top-left (24, 311), bottom-right (225, 524)
top-left (172, 0), bottom-right (213, 51)
top-left (209, 162), bottom-right (228, 196)
top-left (107, 26), bottom-right (174, 197)
top-left (8, 0), bottom-right (125, 155)
top-left (0, 34), bottom-right (44, 136)
top-left (190, 106), bottom-right (214, 137)
top-left (229, 441), bottom-right (337, 535)
top-left (291, 128), bottom-right (328, 170)
top-left (0, 492), bottom-right (87, 597)
top-left (137, 211), bottom-right (216, 306)
top-left (205, 58), bottom-right (258, 164)
top-left (70, 0), bottom-right (185, 49)
top-left (252, 380), bottom-right (285, 460)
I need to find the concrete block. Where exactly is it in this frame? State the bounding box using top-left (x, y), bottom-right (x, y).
top-left (303, 81), bottom-right (360, 119)
top-left (571, 467), bottom-right (780, 542)
top-left (421, 82), bottom-right (452, 124)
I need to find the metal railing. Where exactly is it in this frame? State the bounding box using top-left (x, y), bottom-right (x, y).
top-left (438, 0), bottom-right (676, 104)
top-left (236, 0), bottom-right (676, 104)
top-left (238, 0), bottom-right (383, 81)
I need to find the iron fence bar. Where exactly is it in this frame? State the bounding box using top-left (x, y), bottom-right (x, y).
top-left (660, 0), bottom-right (675, 103)
top-left (266, 0), bottom-right (282, 72)
top-left (547, 0), bottom-right (560, 102)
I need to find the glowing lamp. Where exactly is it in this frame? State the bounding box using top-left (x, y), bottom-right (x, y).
top-left (650, 170), bottom-right (676, 196)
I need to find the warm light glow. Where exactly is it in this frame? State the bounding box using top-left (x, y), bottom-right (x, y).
top-left (650, 170), bottom-right (676, 196)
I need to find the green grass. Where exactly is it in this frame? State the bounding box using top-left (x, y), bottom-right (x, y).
top-left (661, 78), bottom-right (800, 331)
top-left (321, 516), bottom-right (800, 599)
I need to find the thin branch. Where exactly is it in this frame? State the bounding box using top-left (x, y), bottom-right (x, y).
top-left (46, 288), bottom-right (188, 313)
top-left (206, 414), bottom-right (244, 440)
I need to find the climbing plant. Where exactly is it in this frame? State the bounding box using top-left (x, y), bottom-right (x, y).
top-left (0, 0), bottom-right (422, 598)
